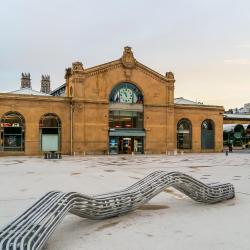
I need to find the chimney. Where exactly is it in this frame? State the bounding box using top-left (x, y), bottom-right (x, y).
top-left (21, 73), bottom-right (31, 88)
top-left (40, 74), bottom-right (51, 94)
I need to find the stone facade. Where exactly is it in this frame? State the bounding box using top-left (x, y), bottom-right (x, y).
top-left (0, 47), bottom-right (224, 155)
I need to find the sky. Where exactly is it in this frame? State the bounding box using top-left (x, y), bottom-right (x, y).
top-left (0, 0), bottom-right (250, 109)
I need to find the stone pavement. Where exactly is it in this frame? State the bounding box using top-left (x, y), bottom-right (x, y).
top-left (0, 153), bottom-right (249, 250)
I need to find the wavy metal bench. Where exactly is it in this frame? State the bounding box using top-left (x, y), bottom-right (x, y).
top-left (0, 171), bottom-right (235, 250)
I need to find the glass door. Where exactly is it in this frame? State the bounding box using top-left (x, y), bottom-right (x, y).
top-left (109, 137), bottom-right (118, 154)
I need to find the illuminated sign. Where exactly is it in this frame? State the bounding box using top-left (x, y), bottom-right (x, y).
top-left (1, 123), bottom-right (20, 127)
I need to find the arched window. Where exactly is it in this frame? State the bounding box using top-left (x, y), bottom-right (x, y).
top-left (0, 112), bottom-right (25, 151)
top-left (109, 82), bottom-right (143, 104)
top-left (39, 113), bottom-right (61, 152)
top-left (177, 119), bottom-right (192, 149)
top-left (201, 119), bottom-right (215, 149)
top-left (233, 124), bottom-right (245, 146)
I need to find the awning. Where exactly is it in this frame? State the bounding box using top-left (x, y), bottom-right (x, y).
top-left (109, 129), bottom-right (145, 137)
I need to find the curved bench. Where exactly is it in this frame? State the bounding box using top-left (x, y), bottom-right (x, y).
top-left (0, 171), bottom-right (235, 250)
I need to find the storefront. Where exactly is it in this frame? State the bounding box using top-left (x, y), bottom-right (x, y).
top-left (0, 112), bottom-right (25, 151)
top-left (109, 130), bottom-right (145, 154)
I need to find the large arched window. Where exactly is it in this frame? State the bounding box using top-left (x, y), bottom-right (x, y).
top-left (0, 112), bottom-right (25, 151)
top-left (201, 119), bottom-right (215, 149)
top-left (109, 82), bottom-right (143, 104)
top-left (177, 119), bottom-right (192, 149)
top-left (39, 113), bottom-right (61, 152)
top-left (109, 82), bottom-right (144, 154)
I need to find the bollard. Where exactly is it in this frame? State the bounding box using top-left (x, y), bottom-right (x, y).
top-left (225, 150), bottom-right (228, 156)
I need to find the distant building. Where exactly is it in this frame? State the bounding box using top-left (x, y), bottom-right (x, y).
top-left (225, 103), bottom-right (250, 114)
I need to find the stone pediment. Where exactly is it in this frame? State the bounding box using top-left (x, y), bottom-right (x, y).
top-left (79, 47), bottom-right (174, 84)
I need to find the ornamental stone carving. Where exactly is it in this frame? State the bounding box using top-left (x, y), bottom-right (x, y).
top-left (124, 68), bottom-right (132, 80)
top-left (165, 71), bottom-right (175, 82)
top-left (72, 61), bottom-right (84, 72)
top-left (121, 46), bottom-right (136, 69)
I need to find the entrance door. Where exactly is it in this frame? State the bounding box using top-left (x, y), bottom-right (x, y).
top-left (109, 136), bottom-right (143, 154)
top-left (119, 137), bottom-right (132, 154)
top-left (39, 113), bottom-right (61, 152)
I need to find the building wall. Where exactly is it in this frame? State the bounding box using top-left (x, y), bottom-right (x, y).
top-left (67, 60), bottom-right (176, 154)
top-left (0, 94), bottom-right (71, 156)
top-left (72, 101), bottom-right (109, 154)
top-left (174, 105), bottom-right (224, 152)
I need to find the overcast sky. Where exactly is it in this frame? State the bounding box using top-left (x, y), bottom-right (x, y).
top-left (0, 0), bottom-right (250, 109)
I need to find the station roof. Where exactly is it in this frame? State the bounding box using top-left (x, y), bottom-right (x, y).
top-left (223, 123), bottom-right (250, 132)
top-left (223, 113), bottom-right (250, 120)
top-left (9, 87), bottom-right (50, 96)
top-left (174, 97), bottom-right (203, 105)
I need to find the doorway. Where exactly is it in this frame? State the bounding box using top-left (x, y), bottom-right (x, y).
top-left (109, 136), bottom-right (143, 154)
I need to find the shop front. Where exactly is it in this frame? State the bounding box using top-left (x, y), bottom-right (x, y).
top-left (0, 112), bottom-right (25, 152)
top-left (109, 129), bottom-right (145, 154)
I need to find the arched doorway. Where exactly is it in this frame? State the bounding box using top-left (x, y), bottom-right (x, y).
top-left (201, 119), bottom-right (215, 149)
top-left (245, 124), bottom-right (250, 147)
top-left (0, 112), bottom-right (25, 151)
top-left (177, 119), bottom-right (192, 149)
top-left (109, 82), bottom-right (144, 154)
top-left (233, 124), bottom-right (244, 146)
top-left (39, 113), bottom-right (61, 152)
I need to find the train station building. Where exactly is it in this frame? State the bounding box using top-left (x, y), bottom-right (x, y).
top-left (0, 47), bottom-right (224, 155)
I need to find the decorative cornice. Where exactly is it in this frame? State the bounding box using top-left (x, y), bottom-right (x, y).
top-left (174, 103), bottom-right (224, 111)
top-left (0, 93), bottom-right (69, 103)
top-left (135, 61), bottom-right (169, 84)
top-left (68, 48), bottom-right (174, 85)
top-left (84, 60), bottom-right (122, 78)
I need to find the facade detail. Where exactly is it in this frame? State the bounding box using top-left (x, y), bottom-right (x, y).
top-left (0, 47), bottom-right (224, 155)
top-left (121, 46), bottom-right (136, 69)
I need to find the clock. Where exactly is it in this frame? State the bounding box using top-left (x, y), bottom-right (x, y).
top-left (114, 88), bottom-right (138, 103)
top-left (110, 83), bottom-right (143, 104)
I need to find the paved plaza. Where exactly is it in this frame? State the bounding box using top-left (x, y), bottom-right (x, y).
top-left (0, 153), bottom-right (250, 250)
